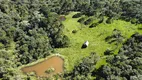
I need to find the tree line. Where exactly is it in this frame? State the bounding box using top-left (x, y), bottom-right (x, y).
top-left (0, 0), bottom-right (70, 79)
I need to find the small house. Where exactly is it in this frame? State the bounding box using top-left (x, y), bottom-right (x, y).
top-left (59, 16), bottom-right (66, 21)
top-left (81, 41), bottom-right (89, 49)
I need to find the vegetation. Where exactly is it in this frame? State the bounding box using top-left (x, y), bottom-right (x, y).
top-left (0, 0), bottom-right (69, 79)
top-left (72, 13), bottom-right (83, 18)
top-left (94, 33), bottom-right (142, 80)
top-left (45, 68), bottom-right (55, 74)
top-left (57, 12), bottom-right (141, 72)
top-left (0, 0), bottom-right (142, 80)
top-left (64, 52), bottom-right (99, 80)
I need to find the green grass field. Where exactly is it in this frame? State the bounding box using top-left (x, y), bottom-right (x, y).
top-left (56, 12), bottom-right (142, 72)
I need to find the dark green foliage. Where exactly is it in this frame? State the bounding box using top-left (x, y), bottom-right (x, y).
top-left (29, 0), bottom-right (142, 24)
top-left (131, 18), bottom-right (138, 24)
top-left (98, 17), bottom-right (104, 24)
top-left (77, 17), bottom-right (85, 23)
top-left (94, 33), bottom-right (142, 80)
top-left (0, 0), bottom-right (70, 79)
top-left (72, 13), bottom-right (83, 18)
top-left (104, 49), bottom-right (113, 55)
top-left (89, 17), bottom-right (104, 28)
top-left (89, 23), bottom-right (99, 28)
top-left (52, 35), bottom-right (70, 48)
top-left (0, 50), bottom-right (24, 79)
top-left (120, 0), bottom-right (142, 24)
top-left (105, 29), bottom-right (124, 45)
top-left (106, 17), bottom-right (113, 24)
top-left (64, 52), bottom-right (99, 80)
top-left (138, 26), bottom-right (142, 30)
top-left (57, 0), bottom-right (142, 24)
top-left (72, 30), bottom-right (77, 34)
top-left (15, 29), bottom-right (52, 64)
top-left (84, 18), bottom-right (93, 25)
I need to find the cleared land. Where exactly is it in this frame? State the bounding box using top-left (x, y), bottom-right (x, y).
top-left (56, 12), bottom-right (142, 72)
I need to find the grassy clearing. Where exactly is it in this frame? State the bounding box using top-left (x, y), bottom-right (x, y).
top-left (56, 12), bottom-right (142, 72)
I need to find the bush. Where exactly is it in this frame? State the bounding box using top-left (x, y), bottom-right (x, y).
top-left (45, 68), bottom-right (55, 74)
top-left (52, 35), bottom-right (70, 48)
top-left (89, 23), bottom-right (99, 28)
top-left (62, 35), bottom-right (70, 47)
top-left (72, 30), bottom-right (77, 34)
top-left (98, 17), bottom-right (104, 23)
top-left (77, 17), bottom-right (85, 23)
top-left (131, 18), bottom-right (138, 24)
top-left (106, 17), bottom-right (113, 24)
top-left (72, 13), bottom-right (83, 18)
top-left (104, 49), bottom-right (113, 55)
top-left (84, 18), bottom-right (93, 25)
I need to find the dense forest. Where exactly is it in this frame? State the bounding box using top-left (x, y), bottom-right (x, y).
top-left (0, 0), bottom-right (142, 80)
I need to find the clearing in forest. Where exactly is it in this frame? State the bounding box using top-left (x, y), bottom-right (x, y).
top-left (56, 12), bottom-right (142, 72)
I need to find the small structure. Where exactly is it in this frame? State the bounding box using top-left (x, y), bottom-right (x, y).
top-left (81, 41), bottom-right (89, 49)
top-left (59, 16), bottom-right (66, 21)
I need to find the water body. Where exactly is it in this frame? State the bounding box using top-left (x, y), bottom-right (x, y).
top-left (21, 56), bottom-right (64, 77)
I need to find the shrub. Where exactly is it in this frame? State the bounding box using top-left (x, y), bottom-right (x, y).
top-left (89, 23), bottom-right (99, 28)
top-left (106, 17), bottom-right (112, 24)
top-left (98, 17), bottom-right (104, 23)
top-left (62, 35), bottom-right (70, 47)
top-left (53, 35), bottom-right (70, 48)
top-left (72, 30), bottom-right (77, 34)
top-left (77, 17), bottom-right (85, 23)
top-left (72, 13), bottom-right (83, 18)
top-left (84, 18), bottom-right (93, 25)
top-left (104, 49), bottom-right (113, 55)
top-left (45, 68), bottom-right (55, 74)
top-left (131, 18), bottom-right (138, 24)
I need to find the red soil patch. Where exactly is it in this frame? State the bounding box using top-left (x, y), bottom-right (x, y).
top-left (21, 56), bottom-right (64, 77)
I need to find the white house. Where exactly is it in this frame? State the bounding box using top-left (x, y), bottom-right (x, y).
top-left (82, 41), bottom-right (89, 48)
top-left (84, 41), bottom-right (89, 46)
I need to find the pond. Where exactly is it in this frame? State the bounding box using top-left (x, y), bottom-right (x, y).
top-left (21, 56), bottom-right (64, 77)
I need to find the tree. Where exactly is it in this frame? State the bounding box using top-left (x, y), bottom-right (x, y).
top-left (64, 52), bottom-right (99, 80)
top-left (95, 33), bottom-right (142, 80)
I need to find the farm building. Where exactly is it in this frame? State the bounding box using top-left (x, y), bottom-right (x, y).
top-left (81, 41), bottom-right (89, 49)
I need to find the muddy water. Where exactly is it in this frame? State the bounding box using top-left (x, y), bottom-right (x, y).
top-left (21, 56), bottom-right (64, 77)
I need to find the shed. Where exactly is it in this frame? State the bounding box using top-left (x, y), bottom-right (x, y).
top-left (59, 16), bottom-right (66, 21)
top-left (81, 41), bottom-right (89, 49)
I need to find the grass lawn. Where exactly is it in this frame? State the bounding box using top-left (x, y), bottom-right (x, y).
top-left (56, 12), bottom-right (142, 72)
